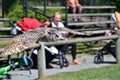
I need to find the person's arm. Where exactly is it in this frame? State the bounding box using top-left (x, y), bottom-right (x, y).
top-left (43, 20), bottom-right (50, 27)
top-left (58, 22), bottom-right (69, 38)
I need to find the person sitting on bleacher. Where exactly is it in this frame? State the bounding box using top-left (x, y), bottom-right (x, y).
top-left (48, 12), bottom-right (81, 66)
top-left (67, 0), bottom-right (82, 22)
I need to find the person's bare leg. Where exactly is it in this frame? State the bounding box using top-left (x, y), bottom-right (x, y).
top-left (77, 4), bottom-right (82, 13)
top-left (75, 0), bottom-right (82, 21)
top-left (72, 5), bottom-right (77, 21)
top-left (69, 4), bottom-right (77, 21)
top-left (77, 4), bottom-right (82, 21)
top-left (70, 44), bottom-right (81, 65)
top-left (75, 0), bottom-right (79, 4)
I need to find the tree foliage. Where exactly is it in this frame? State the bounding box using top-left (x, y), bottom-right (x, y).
top-left (111, 0), bottom-right (120, 11)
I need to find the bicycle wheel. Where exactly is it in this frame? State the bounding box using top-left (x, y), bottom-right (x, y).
top-left (20, 56), bottom-right (33, 70)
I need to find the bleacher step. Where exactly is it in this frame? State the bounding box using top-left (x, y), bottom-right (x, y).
top-left (62, 13), bottom-right (114, 17)
top-left (0, 27), bottom-right (11, 31)
top-left (0, 18), bottom-right (10, 22)
top-left (33, 6), bottom-right (116, 9)
top-left (68, 20), bottom-right (115, 26)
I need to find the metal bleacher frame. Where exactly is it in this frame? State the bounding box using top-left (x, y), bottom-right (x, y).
top-left (31, 2), bottom-right (116, 34)
top-left (0, 0), bottom-right (117, 35)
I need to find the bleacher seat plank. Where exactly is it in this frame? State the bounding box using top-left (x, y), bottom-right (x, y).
top-left (0, 37), bottom-right (12, 41)
top-left (68, 20), bottom-right (115, 26)
top-left (85, 29), bottom-right (109, 34)
top-left (0, 27), bottom-right (11, 31)
top-left (74, 29), bottom-right (110, 35)
top-left (33, 6), bottom-right (116, 9)
top-left (83, 6), bottom-right (116, 9)
top-left (63, 13), bottom-right (114, 17)
top-left (0, 18), bottom-right (10, 22)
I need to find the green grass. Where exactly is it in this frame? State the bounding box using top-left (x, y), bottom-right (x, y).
top-left (0, 40), bottom-right (10, 48)
top-left (44, 65), bottom-right (120, 80)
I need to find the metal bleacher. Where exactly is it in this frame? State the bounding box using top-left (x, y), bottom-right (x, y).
top-left (33, 5), bottom-right (116, 34)
top-left (0, 1), bottom-right (117, 36)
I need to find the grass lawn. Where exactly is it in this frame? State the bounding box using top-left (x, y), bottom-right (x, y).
top-left (0, 40), bottom-right (10, 48)
top-left (44, 65), bottom-right (120, 80)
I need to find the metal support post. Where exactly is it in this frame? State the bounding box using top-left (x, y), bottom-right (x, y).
top-left (65, 0), bottom-right (68, 27)
top-left (1, 0), bottom-right (4, 18)
top-left (44, 0), bottom-right (47, 16)
top-left (22, 0), bottom-right (28, 17)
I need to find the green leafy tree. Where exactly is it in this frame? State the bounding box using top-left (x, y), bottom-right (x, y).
top-left (111, 0), bottom-right (120, 11)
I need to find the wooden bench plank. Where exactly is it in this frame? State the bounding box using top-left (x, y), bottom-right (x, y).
top-left (0, 18), bottom-right (10, 22)
top-left (46, 13), bottom-right (114, 17)
top-left (62, 13), bottom-right (114, 17)
top-left (32, 6), bottom-right (116, 9)
top-left (83, 6), bottom-right (116, 9)
top-left (73, 28), bottom-right (104, 31)
top-left (0, 20), bottom-right (115, 31)
top-left (0, 27), bottom-right (11, 31)
top-left (0, 35), bottom-right (13, 41)
top-left (74, 29), bottom-right (110, 35)
top-left (68, 20), bottom-right (115, 26)
top-left (84, 29), bottom-right (109, 34)
top-left (0, 37), bottom-right (12, 41)
top-left (90, 47), bottom-right (103, 50)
